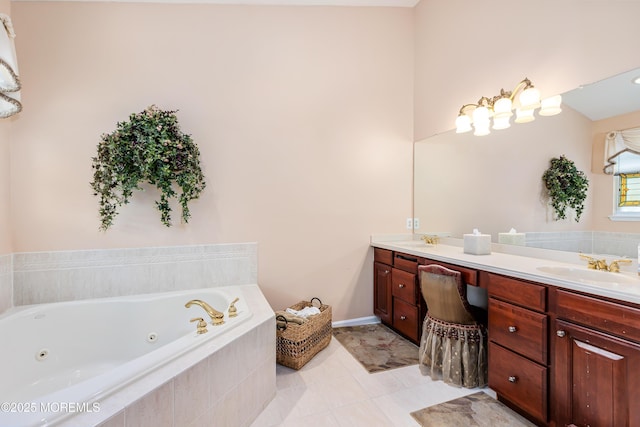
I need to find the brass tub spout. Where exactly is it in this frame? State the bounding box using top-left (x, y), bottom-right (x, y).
top-left (185, 299), bottom-right (225, 325)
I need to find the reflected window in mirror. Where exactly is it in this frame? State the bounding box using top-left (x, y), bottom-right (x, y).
top-left (612, 171), bottom-right (640, 221)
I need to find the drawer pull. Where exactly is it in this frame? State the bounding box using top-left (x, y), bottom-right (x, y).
top-left (398, 284), bottom-right (405, 288)
top-left (400, 315), bottom-right (407, 320)
top-left (557, 330), bottom-right (566, 338)
top-left (508, 326), bottom-right (517, 333)
top-left (384, 270), bottom-right (390, 274)
top-left (508, 376), bottom-right (518, 383)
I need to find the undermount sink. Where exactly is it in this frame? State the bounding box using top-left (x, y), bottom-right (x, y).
top-left (537, 266), bottom-right (639, 286)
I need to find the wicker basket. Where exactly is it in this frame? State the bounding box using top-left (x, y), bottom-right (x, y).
top-left (276, 297), bottom-right (332, 370)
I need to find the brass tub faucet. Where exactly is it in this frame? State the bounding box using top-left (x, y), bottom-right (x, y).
top-left (185, 299), bottom-right (225, 325)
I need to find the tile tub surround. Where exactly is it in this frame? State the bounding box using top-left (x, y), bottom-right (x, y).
top-left (11, 242), bottom-right (257, 306)
top-left (62, 284), bottom-right (276, 427)
top-left (0, 255), bottom-right (11, 314)
top-left (524, 231), bottom-right (640, 258)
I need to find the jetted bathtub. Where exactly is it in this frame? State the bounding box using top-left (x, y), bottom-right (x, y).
top-left (0, 286), bottom-right (252, 426)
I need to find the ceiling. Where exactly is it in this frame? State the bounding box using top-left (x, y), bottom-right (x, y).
top-left (561, 67), bottom-right (640, 121)
top-left (49, 0), bottom-right (421, 5)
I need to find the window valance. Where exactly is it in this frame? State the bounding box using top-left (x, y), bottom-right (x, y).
top-left (604, 126), bottom-right (640, 175)
top-left (0, 14), bottom-right (21, 118)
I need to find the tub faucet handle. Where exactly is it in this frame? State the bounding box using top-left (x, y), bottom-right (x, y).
top-left (190, 317), bottom-right (208, 334)
top-left (228, 297), bottom-right (240, 318)
top-left (185, 299), bottom-right (225, 326)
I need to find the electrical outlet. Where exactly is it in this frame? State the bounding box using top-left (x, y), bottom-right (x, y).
top-left (406, 218), bottom-right (413, 229)
top-left (413, 218), bottom-right (420, 229)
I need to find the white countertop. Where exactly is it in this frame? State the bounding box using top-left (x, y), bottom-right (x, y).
top-left (371, 236), bottom-right (640, 305)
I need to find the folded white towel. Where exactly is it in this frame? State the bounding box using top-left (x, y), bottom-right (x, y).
top-left (286, 306), bottom-right (321, 318)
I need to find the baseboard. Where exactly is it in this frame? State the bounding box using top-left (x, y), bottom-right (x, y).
top-left (332, 316), bottom-right (380, 328)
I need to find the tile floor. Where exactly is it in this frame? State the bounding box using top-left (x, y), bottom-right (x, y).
top-left (250, 337), bottom-right (495, 427)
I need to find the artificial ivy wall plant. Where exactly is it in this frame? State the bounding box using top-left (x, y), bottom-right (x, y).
top-left (542, 155), bottom-right (589, 222)
top-left (91, 105), bottom-right (206, 231)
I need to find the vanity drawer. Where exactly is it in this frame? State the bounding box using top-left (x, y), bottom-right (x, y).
top-left (489, 342), bottom-right (548, 423)
top-left (393, 298), bottom-right (419, 342)
top-left (394, 252), bottom-right (419, 273)
top-left (556, 289), bottom-right (640, 343)
top-left (374, 248), bottom-right (393, 265)
top-left (487, 273), bottom-right (546, 311)
top-left (392, 268), bottom-right (416, 304)
top-left (421, 259), bottom-right (479, 287)
top-left (489, 298), bottom-right (548, 364)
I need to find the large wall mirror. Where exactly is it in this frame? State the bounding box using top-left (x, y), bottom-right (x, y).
top-left (414, 67), bottom-right (640, 257)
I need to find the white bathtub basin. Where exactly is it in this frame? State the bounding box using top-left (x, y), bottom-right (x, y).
top-left (0, 287), bottom-right (252, 427)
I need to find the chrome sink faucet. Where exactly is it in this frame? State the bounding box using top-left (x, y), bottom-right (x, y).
top-left (185, 299), bottom-right (225, 325)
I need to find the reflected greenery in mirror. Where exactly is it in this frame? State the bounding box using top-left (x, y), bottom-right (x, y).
top-left (542, 155), bottom-right (589, 222)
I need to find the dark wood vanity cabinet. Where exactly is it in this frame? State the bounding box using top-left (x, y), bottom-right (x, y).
top-left (551, 289), bottom-right (640, 427)
top-left (487, 273), bottom-right (549, 425)
top-left (373, 249), bottom-right (393, 325)
top-left (389, 251), bottom-right (424, 343)
top-left (372, 245), bottom-right (640, 426)
top-left (373, 249), bottom-right (478, 345)
top-left (373, 249), bottom-right (426, 344)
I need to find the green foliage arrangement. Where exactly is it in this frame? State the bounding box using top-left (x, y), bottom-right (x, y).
top-left (542, 155), bottom-right (589, 222)
top-left (91, 105), bottom-right (206, 231)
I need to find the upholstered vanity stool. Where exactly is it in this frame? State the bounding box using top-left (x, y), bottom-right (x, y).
top-left (417, 264), bottom-right (487, 388)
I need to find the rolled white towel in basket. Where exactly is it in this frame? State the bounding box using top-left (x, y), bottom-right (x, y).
top-left (286, 306), bottom-right (321, 318)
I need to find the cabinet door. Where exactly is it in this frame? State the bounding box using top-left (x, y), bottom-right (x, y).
top-left (553, 319), bottom-right (640, 427)
top-left (374, 262), bottom-right (393, 324)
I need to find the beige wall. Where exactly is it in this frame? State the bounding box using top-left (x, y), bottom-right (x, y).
top-left (414, 0), bottom-right (640, 141)
top-left (0, 0), bottom-right (12, 255)
top-left (7, 1), bottom-right (640, 320)
top-left (10, 3), bottom-right (414, 320)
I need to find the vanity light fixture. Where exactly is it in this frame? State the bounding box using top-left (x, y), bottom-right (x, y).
top-left (455, 78), bottom-right (562, 136)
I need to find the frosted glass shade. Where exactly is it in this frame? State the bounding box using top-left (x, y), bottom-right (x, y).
top-left (456, 114), bottom-right (472, 133)
top-left (493, 97), bottom-right (513, 119)
top-left (539, 95), bottom-right (562, 116)
top-left (514, 107), bottom-right (535, 123)
top-left (472, 106), bottom-right (490, 123)
top-left (519, 87), bottom-right (540, 109)
top-left (472, 106), bottom-right (490, 135)
top-left (473, 124), bottom-right (490, 136)
top-left (492, 115), bottom-right (511, 130)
